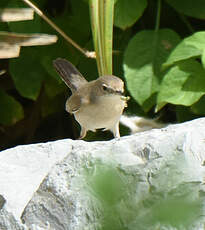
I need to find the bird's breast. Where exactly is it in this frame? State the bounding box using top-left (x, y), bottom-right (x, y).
top-left (74, 95), bottom-right (126, 130)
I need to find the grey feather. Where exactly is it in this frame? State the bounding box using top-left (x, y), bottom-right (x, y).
top-left (53, 58), bottom-right (88, 92)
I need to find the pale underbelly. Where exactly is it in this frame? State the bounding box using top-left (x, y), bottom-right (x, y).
top-left (74, 96), bottom-right (125, 130)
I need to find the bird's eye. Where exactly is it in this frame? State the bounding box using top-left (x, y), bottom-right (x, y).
top-left (102, 84), bottom-right (108, 91)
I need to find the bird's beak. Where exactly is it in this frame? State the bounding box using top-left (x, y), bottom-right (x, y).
top-left (121, 96), bottom-right (130, 101)
top-left (121, 96), bottom-right (130, 107)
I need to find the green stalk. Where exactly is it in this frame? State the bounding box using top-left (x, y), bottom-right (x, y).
top-left (155, 0), bottom-right (161, 31)
top-left (103, 0), bottom-right (114, 75)
top-left (89, 0), bottom-right (114, 76)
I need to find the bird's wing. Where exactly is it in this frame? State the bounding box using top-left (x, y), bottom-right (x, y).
top-left (66, 94), bottom-right (82, 113)
top-left (53, 58), bottom-right (88, 92)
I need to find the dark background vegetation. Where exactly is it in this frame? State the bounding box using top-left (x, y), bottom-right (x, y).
top-left (0, 0), bottom-right (205, 150)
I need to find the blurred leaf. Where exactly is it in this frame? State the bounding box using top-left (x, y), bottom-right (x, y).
top-left (41, 93), bottom-right (64, 118)
top-left (48, 0), bottom-right (90, 46)
top-left (85, 160), bottom-right (203, 230)
top-left (0, 0), bottom-right (25, 8)
top-left (9, 47), bottom-right (45, 100)
top-left (78, 58), bottom-right (98, 82)
top-left (0, 69), bottom-right (6, 75)
top-left (87, 163), bottom-right (126, 205)
top-left (0, 88), bottom-right (23, 125)
top-left (202, 49), bottom-right (205, 70)
top-left (44, 74), bottom-right (66, 98)
top-left (124, 29), bottom-right (180, 105)
top-left (176, 106), bottom-right (197, 123)
top-left (191, 96), bottom-right (205, 115)
top-left (0, 8), bottom-right (34, 22)
top-left (142, 93), bottom-right (157, 112)
top-left (114, 0), bottom-right (147, 30)
top-left (166, 0), bottom-right (205, 19)
top-left (40, 0), bottom-right (89, 80)
top-left (39, 37), bottom-right (79, 82)
top-left (151, 198), bottom-right (201, 227)
top-left (163, 32), bottom-right (205, 68)
top-left (0, 31), bottom-right (57, 46)
top-left (8, 12), bottom-right (41, 33)
top-left (157, 60), bottom-right (205, 111)
top-left (68, 0), bottom-right (91, 45)
top-left (0, 43), bottom-right (20, 58)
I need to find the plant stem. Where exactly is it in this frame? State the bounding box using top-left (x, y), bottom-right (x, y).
top-left (179, 14), bottom-right (195, 33)
top-left (21, 0), bottom-right (96, 58)
top-left (155, 0), bottom-right (161, 31)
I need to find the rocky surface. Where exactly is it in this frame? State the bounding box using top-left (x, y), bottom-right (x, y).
top-left (1, 118), bottom-right (205, 229)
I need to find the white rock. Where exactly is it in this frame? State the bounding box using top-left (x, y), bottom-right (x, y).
top-left (0, 118), bottom-right (205, 229)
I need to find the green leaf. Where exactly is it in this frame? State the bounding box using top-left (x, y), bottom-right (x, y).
top-left (9, 47), bottom-right (45, 100)
top-left (41, 93), bottom-right (65, 118)
top-left (86, 163), bottom-right (126, 205)
top-left (123, 29), bottom-right (180, 105)
top-left (114, 0), bottom-right (147, 30)
top-left (166, 0), bottom-right (205, 20)
top-left (0, 89), bottom-right (23, 125)
top-left (157, 60), bottom-right (205, 111)
top-left (39, 38), bottom-right (79, 82)
top-left (176, 106), bottom-right (197, 123)
top-left (2, 0), bottom-right (46, 8)
top-left (8, 13), bottom-right (41, 33)
top-left (38, 0), bottom-right (89, 81)
top-left (142, 93), bottom-right (157, 112)
top-left (202, 49), bottom-right (205, 70)
top-left (44, 75), bottom-right (66, 98)
top-left (191, 96), bottom-right (205, 115)
top-left (163, 32), bottom-right (205, 68)
top-left (56, 0), bottom-right (91, 46)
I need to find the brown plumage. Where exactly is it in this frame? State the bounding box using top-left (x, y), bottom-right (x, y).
top-left (53, 58), bottom-right (127, 139)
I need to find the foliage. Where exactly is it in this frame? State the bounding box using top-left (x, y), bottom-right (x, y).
top-left (0, 0), bottom-right (205, 148)
top-left (84, 161), bottom-right (204, 230)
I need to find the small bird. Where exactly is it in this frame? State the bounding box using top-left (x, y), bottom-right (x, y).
top-left (53, 58), bottom-right (128, 139)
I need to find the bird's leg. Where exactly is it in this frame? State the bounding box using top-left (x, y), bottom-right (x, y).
top-left (78, 127), bottom-right (87, 139)
top-left (111, 122), bottom-right (120, 139)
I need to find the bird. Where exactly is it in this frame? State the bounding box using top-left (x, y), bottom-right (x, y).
top-left (53, 58), bottom-right (128, 139)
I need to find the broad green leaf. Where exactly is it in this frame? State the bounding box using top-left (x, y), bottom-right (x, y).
top-left (164, 32), bottom-right (205, 68)
top-left (191, 96), bottom-right (205, 115)
top-left (44, 74), bottom-right (66, 98)
top-left (40, 0), bottom-right (89, 80)
top-left (8, 13), bottom-right (41, 33)
top-left (114, 0), bottom-right (147, 30)
top-left (176, 106), bottom-right (197, 123)
top-left (157, 60), bottom-right (205, 111)
top-left (0, 89), bottom-right (23, 125)
top-left (142, 93), bottom-right (157, 112)
top-left (9, 47), bottom-right (45, 100)
top-left (86, 163), bottom-right (126, 205)
top-left (166, 0), bottom-right (205, 20)
top-left (202, 49), bottom-right (205, 70)
top-left (124, 29), bottom-right (180, 106)
top-left (61, 0), bottom-right (91, 45)
top-left (41, 93), bottom-right (65, 118)
top-left (40, 38), bottom-right (79, 82)
top-left (3, 0), bottom-right (46, 8)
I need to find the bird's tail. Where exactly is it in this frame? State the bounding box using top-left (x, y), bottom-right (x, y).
top-left (53, 58), bottom-right (88, 92)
